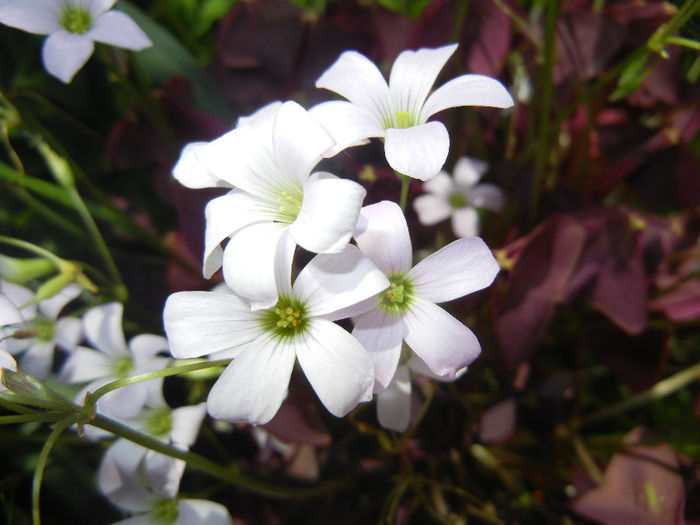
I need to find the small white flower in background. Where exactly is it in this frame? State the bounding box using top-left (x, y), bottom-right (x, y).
top-left (311, 44), bottom-right (514, 181)
top-left (0, 280), bottom-right (81, 379)
top-left (0, 293), bottom-right (20, 390)
top-left (0, 0), bottom-right (152, 83)
top-left (172, 101), bottom-right (367, 310)
top-left (163, 244), bottom-right (389, 425)
top-left (413, 156), bottom-right (504, 238)
top-left (350, 201), bottom-right (500, 392)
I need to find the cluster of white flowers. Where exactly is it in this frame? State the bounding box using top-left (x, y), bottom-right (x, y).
top-left (165, 44), bottom-right (512, 431)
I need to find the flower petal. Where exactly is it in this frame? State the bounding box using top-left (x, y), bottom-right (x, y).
top-left (129, 334), bottom-right (169, 366)
top-left (83, 302), bottom-right (128, 356)
top-left (54, 317), bottom-right (82, 351)
top-left (413, 194), bottom-right (452, 226)
top-left (57, 347), bottom-right (113, 383)
top-left (98, 439), bottom-right (153, 512)
top-left (453, 156), bottom-right (488, 186)
top-left (89, 0), bottom-right (118, 16)
top-left (89, 10), bottom-right (152, 50)
top-left (0, 350), bottom-right (17, 391)
top-left (172, 142), bottom-right (229, 189)
top-left (163, 291), bottom-right (261, 359)
top-left (352, 308), bottom-right (404, 392)
top-left (376, 365), bottom-right (412, 432)
top-left (309, 101), bottom-right (382, 156)
top-left (41, 31), bottom-right (94, 83)
top-left (421, 171), bottom-right (453, 196)
top-left (421, 74), bottom-right (514, 121)
top-left (291, 173), bottom-right (365, 254)
top-left (207, 334), bottom-right (296, 425)
top-left (18, 341), bottom-right (54, 379)
top-left (451, 206), bottom-right (480, 238)
top-left (0, 294), bottom-right (22, 326)
top-left (354, 200), bottom-right (412, 274)
top-left (403, 298), bottom-right (481, 377)
top-left (175, 499), bottom-right (232, 525)
top-left (294, 245), bottom-right (388, 318)
top-left (470, 183), bottom-right (504, 211)
top-left (37, 283), bottom-right (80, 319)
top-left (385, 122), bottom-right (449, 181)
top-left (0, 281), bottom-right (36, 320)
top-left (296, 319), bottom-right (373, 417)
top-left (410, 236), bottom-right (499, 302)
top-left (170, 403), bottom-right (207, 450)
top-left (0, 0), bottom-right (61, 34)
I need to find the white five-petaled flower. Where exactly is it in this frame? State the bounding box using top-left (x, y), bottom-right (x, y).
top-left (351, 201), bottom-right (500, 392)
top-left (163, 244), bottom-right (389, 425)
top-left (172, 101), bottom-right (367, 310)
top-left (311, 44), bottom-right (514, 181)
top-left (0, 0), bottom-right (152, 83)
top-left (0, 292), bottom-right (20, 390)
top-left (413, 156), bottom-right (504, 238)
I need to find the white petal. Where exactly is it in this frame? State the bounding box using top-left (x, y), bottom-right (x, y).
top-left (0, 281), bottom-right (36, 319)
top-left (296, 319), bottom-right (373, 417)
top-left (37, 283), bottom-right (80, 319)
top-left (222, 222), bottom-right (294, 310)
top-left (143, 452), bottom-right (185, 499)
top-left (408, 353), bottom-right (467, 382)
top-left (354, 200), bottom-right (412, 274)
top-left (0, 350), bottom-right (17, 372)
top-left (82, 302), bottom-right (128, 356)
top-left (409, 236), bottom-right (499, 302)
top-left (352, 308), bottom-right (404, 392)
top-left (273, 101), bottom-right (334, 184)
top-left (18, 341), bottom-right (54, 379)
top-left (376, 365), bottom-right (411, 432)
top-left (88, 10), bottom-right (152, 50)
top-left (41, 31), bottom-right (94, 83)
top-left (453, 156), bottom-right (488, 186)
top-left (385, 122), bottom-right (449, 181)
top-left (403, 298), bottom-right (481, 377)
top-left (309, 101), bottom-right (382, 156)
top-left (412, 194), bottom-right (452, 226)
top-left (421, 171), bottom-right (453, 196)
top-left (316, 50), bottom-right (392, 123)
top-left (0, 294), bottom-right (22, 326)
top-left (238, 100), bottom-right (283, 129)
top-left (88, 0), bottom-right (118, 16)
top-left (389, 44), bottom-right (457, 120)
top-left (207, 334), bottom-right (296, 425)
top-left (451, 207), bottom-right (480, 238)
top-left (469, 183), bottom-right (504, 211)
top-left (294, 245), bottom-right (389, 318)
top-left (170, 403), bottom-right (207, 450)
top-left (421, 74), bottom-right (514, 121)
top-left (175, 499), bottom-right (232, 525)
top-left (0, 0), bottom-right (60, 34)
top-left (129, 334), bottom-right (169, 366)
top-left (99, 439), bottom-right (153, 512)
top-left (57, 346), bottom-right (113, 383)
top-left (54, 317), bottom-right (82, 351)
top-left (172, 142), bottom-right (228, 189)
top-left (163, 291), bottom-right (261, 359)
top-left (291, 173), bottom-right (365, 254)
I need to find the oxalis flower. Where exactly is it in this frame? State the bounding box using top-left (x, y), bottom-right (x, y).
top-left (163, 245), bottom-right (389, 425)
top-left (172, 101), bottom-right (367, 310)
top-left (0, 0), bottom-right (152, 83)
top-left (351, 201), bottom-right (500, 392)
top-left (311, 44), bottom-right (514, 181)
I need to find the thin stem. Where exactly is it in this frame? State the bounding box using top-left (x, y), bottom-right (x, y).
top-left (572, 433), bottom-right (604, 484)
top-left (0, 235), bottom-right (65, 267)
top-left (666, 35), bottom-right (700, 51)
top-left (397, 173), bottom-right (410, 211)
top-left (0, 413), bottom-right (62, 425)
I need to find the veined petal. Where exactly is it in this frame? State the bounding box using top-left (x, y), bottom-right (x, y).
top-left (296, 319), bottom-right (373, 417)
top-left (403, 298), bottom-right (481, 377)
top-left (207, 334), bottom-right (296, 425)
top-left (408, 353), bottom-right (467, 382)
top-left (163, 291), bottom-right (261, 359)
top-left (294, 245), bottom-right (389, 318)
top-left (222, 222), bottom-right (294, 310)
top-left (376, 365), bottom-right (411, 432)
top-left (291, 173), bottom-right (365, 254)
top-left (451, 207), bottom-right (480, 238)
top-left (409, 236), bottom-right (499, 302)
top-left (89, 11), bottom-right (152, 50)
top-left (273, 101), bottom-right (335, 184)
top-left (172, 142), bottom-right (230, 189)
top-left (37, 283), bottom-right (80, 319)
top-left (316, 50), bottom-right (392, 123)
top-left (309, 101), bottom-right (382, 156)
top-left (413, 194), bottom-right (452, 226)
top-left (389, 44), bottom-right (458, 120)
top-left (354, 200), bottom-right (412, 274)
top-left (176, 499), bottom-right (232, 525)
top-left (41, 31), bottom-right (94, 83)
top-left (352, 308), bottom-right (404, 392)
top-left (0, 0), bottom-right (61, 35)
top-left (453, 156), bottom-right (488, 187)
top-left (421, 74), bottom-right (514, 122)
top-left (83, 302), bottom-right (128, 356)
top-left (170, 403), bottom-right (207, 450)
top-left (470, 183), bottom-right (504, 211)
top-left (385, 122), bottom-right (449, 181)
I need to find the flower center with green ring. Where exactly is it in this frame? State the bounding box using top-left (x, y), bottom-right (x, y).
top-left (145, 407), bottom-right (173, 439)
top-left (449, 191), bottom-right (468, 209)
top-left (152, 498), bottom-right (179, 524)
top-left (276, 185), bottom-right (304, 224)
top-left (393, 111), bottom-right (415, 129)
top-left (113, 355), bottom-right (134, 378)
top-left (259, 296), bottom-right (308, 339)
top-left (60, 6), bottom-right (92, 34)
top-left (378, 273), bottom-right (414, 316)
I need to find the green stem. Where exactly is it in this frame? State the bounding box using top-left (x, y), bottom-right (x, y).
top-left (0, 235), bottom-right (65, 267)
top-left (397, 173), bottom-right (410, 211)
top-left (0, 413), bottom-right (62, 425)
top-left (666, 35), bottom-right (700, 50)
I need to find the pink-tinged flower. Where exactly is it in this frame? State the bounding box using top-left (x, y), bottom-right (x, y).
top-left (351, 201), bottom-right (499, 392)
top-left (0, 0), bottom-right (152, 83)
top-left (163, 245), bottom-right (389, 425)
top-left (172, 101), bottom-right (367, 310)
top-left (311, 44), bottom-right (514, 181)
top-left (413, 156), bottom-right (504, 238)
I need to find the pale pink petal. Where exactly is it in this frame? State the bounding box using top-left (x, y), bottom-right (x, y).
top-left (354, 200), bottom-right (412, 274)
top-left (403, 298), bottom-right (481, 377)
top-left (0, 0), bottom-right (61, 34)
top-left (170, 403), bottom-right (207, 450)
top-left (452, 156), bottom-right (488, 186)
top-left (175, 499), bottom-right (232, 525)
top-left (385, 122), bottom-right (449, 181)
top-left (296, 319), bottom-right (373, 417)
top-left (41, 31), bottom-right (94, 83)
top-left (470, 183), bottom-right (504, 211)
top-left (172, 142), bottom-right (230, 189)
top-left (82, 302), bottom-right (128, 356)
top-left (89, 10), bottom-right (151, 50)
top-left (291, 173), bottom-right (365, 254)
top-left (309, 101), bottom-right (382, 156)
top-left (410, 236), bottom-right (499, 302)
top-left (451, 206), bottom-right (480, 238)
top-left (37, 283), bottom-right (80, 319)
top-left (207, 334), bottom-right (296, 425)
top-left (352, 308), bottom-right (404, 392)
top-left (413, 194), bottom-right (452, 226)
top-left (421, 74), bottom-right (514, 121)
top-left (421, 171), bottom-right (453, 196)
top-left (376, 365), bottom-right (411, 432)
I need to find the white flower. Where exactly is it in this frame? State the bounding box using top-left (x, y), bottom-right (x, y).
top-left (0, 280), bottom-right (81, 379)
top-left (163, 245), bottom-right (389, 425)
top-left (413, 156), bottom-right (504, 238)
top-left (351, 201), bottom-right (500, 392)
top-left (0, 293), bottom-right (20, 390)
top-left (311, 44), bottom-right (514, 181)
top-left (0, 0), bottom-right (152, 83)
top-left (172, 100), bottom-right (367, 310)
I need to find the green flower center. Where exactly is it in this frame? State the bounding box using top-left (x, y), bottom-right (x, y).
top-left (145, 407), bottom-right (173, 439)
top-left (30, 317), bottom-right (56, 342)
top-left (378, 273), bottom-right (414, 316)
top-left (152, 498), bottom-right (179, 524)
top-left (276, 185), bottom-right (304, 223)
top-left (449, 191), bottom-right (468, 209)
top-left (60, 6), bottom-right (92, 34)
top-left (259, 296), bottom-right (308, 339)
top-left (393, 111), bottom-right (415, 129)
top-left (113, 355), bottom-right (134, 378)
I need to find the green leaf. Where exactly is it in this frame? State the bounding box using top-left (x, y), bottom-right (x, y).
top-left (376, 0), bottom-right (432, 18)
top-left (609, 52), bottom-right (652, 102)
